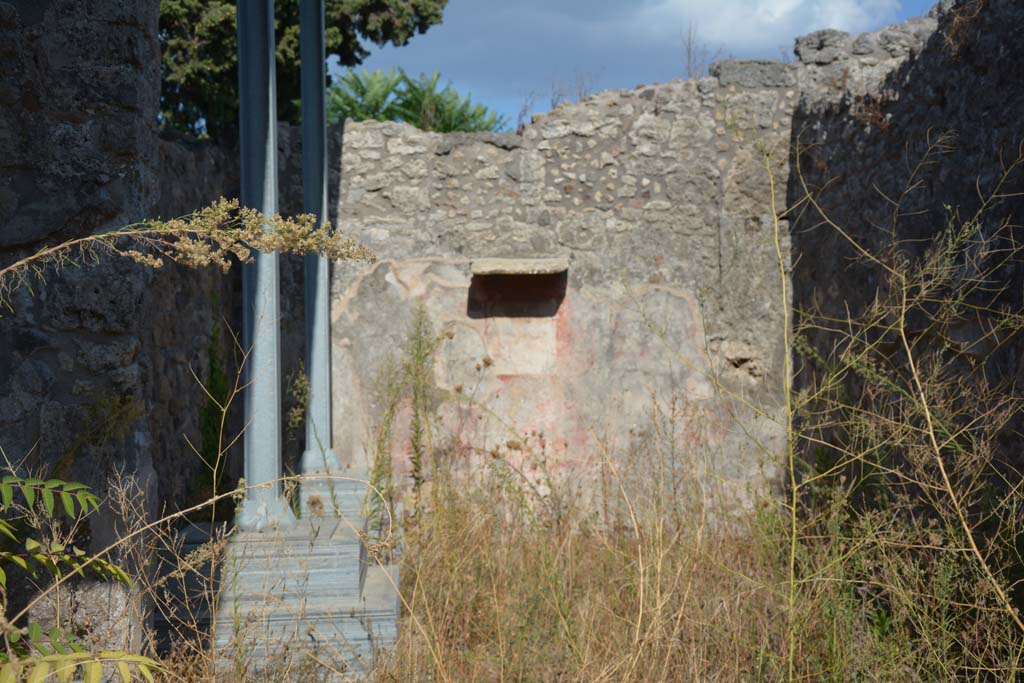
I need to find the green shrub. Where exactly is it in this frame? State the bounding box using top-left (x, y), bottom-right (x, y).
top-left (325, 68), bottom-right (509, 132)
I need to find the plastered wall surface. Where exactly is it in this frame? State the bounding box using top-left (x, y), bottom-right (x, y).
top-left (326, 74), bottom-right (800, 506)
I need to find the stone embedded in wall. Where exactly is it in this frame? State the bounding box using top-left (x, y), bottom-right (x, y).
top-left (794, 29), bottom-right (853, 64)
top-left (471, 256), bottom-right (569, 275)
top-left (709, 60), bottom-right (796, 89)
top-left (30, 582), bottom-right (145, 653)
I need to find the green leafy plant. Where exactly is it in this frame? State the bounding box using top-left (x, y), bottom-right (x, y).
top-left (0, 651), bottom-right (158, 683)
top-left (364, 304), bottom-right (444, 542)
top-left (285, 360), bottom-right (311, 441)
top-left (324, 68), bottom-right (509, 132)
top-left (159, 0), bottom-right (448, 136)
top-left (0, 477), bottom-right (119, 586)
top-left (394, 71), bottom-right (509, 133)
top-left (0, 475), bottom-right (161, 682)
top-left (183, 315), bottom-right (237, 523)
top-left (364, 359), bottom-right (401, 544)
top-left (406, 305), bottom-right (438, 492)
top-left (325, 68), bottom-right (405, 125)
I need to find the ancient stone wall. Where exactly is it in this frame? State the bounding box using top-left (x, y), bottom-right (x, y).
top-left (326, 67), bottom-right (800, 508)
top-left (787, 0), bottom-right (1024, 464)
top-left (0, 1), bottom-right (238, 538)
top-left (321, 0), bottom-right (1024, 510)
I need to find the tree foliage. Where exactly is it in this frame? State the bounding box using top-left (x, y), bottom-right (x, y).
top-left (326, 68), bottom-right (509, 132)
top-left (397, 71), bottom-right (509, 132)
top-left (159, 0), bottom-right (448, 137)
top-left (325, 68), bottom-right (406, 123)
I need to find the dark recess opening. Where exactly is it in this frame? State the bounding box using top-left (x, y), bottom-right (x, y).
top-left (467, 272), bottom-right (567, 318)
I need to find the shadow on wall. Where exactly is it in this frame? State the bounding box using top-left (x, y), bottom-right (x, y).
top-left (787, 1), bottom-right (1024, 468)
top-left (467, 272), bottom-right (567, 319)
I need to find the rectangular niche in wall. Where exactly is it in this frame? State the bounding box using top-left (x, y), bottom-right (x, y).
top-left (467, 257), bottom-right (568, 319)
top-left (467, 257), bottom-right (569, 376)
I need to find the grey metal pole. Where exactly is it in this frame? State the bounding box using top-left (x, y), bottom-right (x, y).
top-left (237, 0), bottom-right (294, 530)
top-left (299, 0), bottom-right (341, 512)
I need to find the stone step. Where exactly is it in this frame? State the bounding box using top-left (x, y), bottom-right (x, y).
top-left (211, 518), bottom-right (400, 676)
top-left (152, 480), bottom-right (400, 678)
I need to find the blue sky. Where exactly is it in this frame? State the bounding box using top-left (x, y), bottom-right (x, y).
top-left (339, 0), bottom-right (937, 127)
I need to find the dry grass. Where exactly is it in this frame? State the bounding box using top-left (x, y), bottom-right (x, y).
top-left (367, 396), bottom-right (1024, 682)
top-left (368, 408), bottom-right (1019, 682)
top-left (377, 431), bottom-right (783, 683)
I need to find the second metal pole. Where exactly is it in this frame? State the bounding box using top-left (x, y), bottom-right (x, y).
top-left (298, 0), bottom-right (341, 513)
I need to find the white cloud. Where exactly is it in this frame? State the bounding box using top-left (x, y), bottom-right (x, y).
top-left (356, 0), bottom-right (918, 121)
top-left (618, 0), bottom-right (902, 54)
